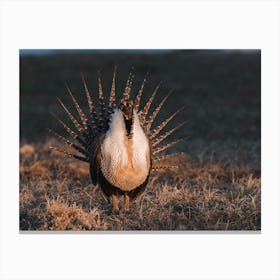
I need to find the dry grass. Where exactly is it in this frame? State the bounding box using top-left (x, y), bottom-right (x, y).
top-left (20, 140), bottom-right (260, 231)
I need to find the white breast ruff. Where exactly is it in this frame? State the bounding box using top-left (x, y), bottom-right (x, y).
top-left (100, 109), bottom-right (150, 191)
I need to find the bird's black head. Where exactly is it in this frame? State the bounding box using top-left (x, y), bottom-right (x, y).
top-left (120, 99), bottom-right (134, 136)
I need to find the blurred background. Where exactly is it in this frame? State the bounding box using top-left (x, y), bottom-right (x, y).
top-left (20, 49), bottom-right (260, 172)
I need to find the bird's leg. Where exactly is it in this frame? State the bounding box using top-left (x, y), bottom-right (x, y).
top-left (111, 193), bottom-right (119, 214)
top-left (124, 193), bottom-right (130, 213)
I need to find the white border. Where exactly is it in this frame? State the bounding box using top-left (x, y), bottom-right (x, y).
top-left (1, 1), bottom-right (279, 279)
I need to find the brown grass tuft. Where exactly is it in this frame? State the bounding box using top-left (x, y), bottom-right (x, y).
top-left (44, 196), bottom-right (108, 230)
top-left (20, 144), bottom-right (35, 156)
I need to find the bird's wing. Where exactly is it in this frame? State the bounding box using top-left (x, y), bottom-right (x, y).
top-left (90, 134), bottom-right (104, 185)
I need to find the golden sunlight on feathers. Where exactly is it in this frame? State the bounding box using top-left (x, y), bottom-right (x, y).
top-left (49, 68), bottom-right (188, 213)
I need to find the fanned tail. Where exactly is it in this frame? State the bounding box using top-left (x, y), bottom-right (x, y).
top-left (65, 84), bottom-right (88, 130)
top-left (47, 128), bottom-right (88, 156)
top-left (151, 120), bottom-right (189, 148)
top-left (50, 76), bottom-right (103, 160)
top-left (56, 97), bottom-right (85, 135)
top-left (50, 112), bottom-right (87, 148)
top-left (49, 146), bottom-right (89, 162)
top-left (139, 81), bottom-right (162, 124)
top-left (149, 107), bottom-right (185, 139)
top-left (153, 152), bottom-right (186, 163)
top-left (81, 73), bottom-right (98, 136)
top-left (143, 90), bottom-right (173, 132)
top-left (108, 66), bottom-right (117, 111)
top-left (49, 67), bottom-right (188, 171)
top-left (134, 72), bottom-right (149, 112)
top-left (97, 73), bottom-right (108, 132)
top-left (151, 165), bottom-right (178, 172)
top-left (124, 69), bottom-right (134, 101)
top-left (152, 136), bottom-right (190, 156)
top-left (121, 69), bottom-right (134, 105)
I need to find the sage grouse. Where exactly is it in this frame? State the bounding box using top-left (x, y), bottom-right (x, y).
top-left (49, 68), bottom-right (188, 213)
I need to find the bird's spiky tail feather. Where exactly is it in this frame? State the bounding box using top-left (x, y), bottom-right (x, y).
top-left (48, 68), bottom-right (189, 171)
